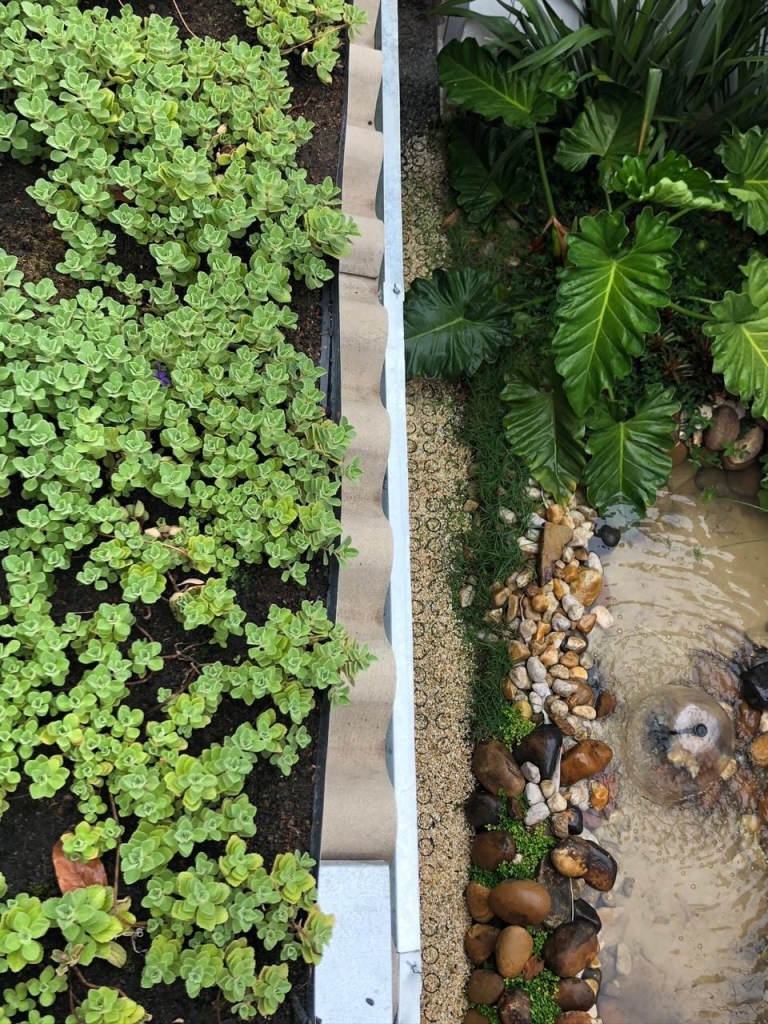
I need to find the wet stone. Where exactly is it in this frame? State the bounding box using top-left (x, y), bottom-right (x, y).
top-left (738, 701), bottom-right (763, 742)
top-left (704, 404), bottom-right (740, 451)
top-left (542, 919), bottom-right (600, 978)
top-left (569, 567), bottom-right (603, 607)
top-left (595, 690), bottom-right (617, 719)
top-left (513, 723), bottom-right (562, 779)
top-left (537, 858), bottom-right (582, 929)
top-left (741, 657), bottom-right (768, 710)
top-left (471, 831), bottom-right (516, 871)
top-left (554, 1013), bottom-right (594, 1024)
top-left (465, 790), bottom-right (503, 829)
top-left (466, 969), bottom-right (505, 1005)
top-left (464, 924), bottom-right (500, 965)
top-left (573, 898), bottom-right (601, 933)
top-left (498, 988), bottom-right (532, 1024)
top-left (560, 739), bottom-right (613, 786)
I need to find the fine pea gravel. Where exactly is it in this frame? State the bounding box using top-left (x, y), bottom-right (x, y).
top-left (407, 379), bottom-right (475, 1022)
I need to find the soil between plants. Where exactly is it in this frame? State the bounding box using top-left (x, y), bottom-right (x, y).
top-left (0, 1), bottom-right (346, 1020)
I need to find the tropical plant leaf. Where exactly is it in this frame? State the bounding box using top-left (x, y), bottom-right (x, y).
top-left (437, 38), bottom-right (577, 129)
top-left (555, 88), bottom-right (645, 185)
top-left (553, 208), bottom-right (679, 416)
top-left (718, 126), bottom-right (768, 235)
top-left (583, 385), bottom-right (679, 514)
top-left (610, 151), bottom-right (728, 210)
top-left (448, 118), bottom-right (532, 223)
top-left (703, 253), bottom-right (768, 419)
top-left (404, 269), bottom-right (514, 379)
top-left (501, 366), bottom-right (586, 504)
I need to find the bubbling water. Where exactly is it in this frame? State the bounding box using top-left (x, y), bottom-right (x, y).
top-left (624, 685), bottom-right (735, 805)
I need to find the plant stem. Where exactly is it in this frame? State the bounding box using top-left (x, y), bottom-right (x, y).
top-left (667, 209), bottom-right (692, 224)
top-left (668, 300), bottom-right (709, 322)
top-left (532, 127), bottom-right (557, 224)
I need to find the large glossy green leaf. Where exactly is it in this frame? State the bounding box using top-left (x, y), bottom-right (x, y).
top-left (553, 208), bottom-right (679, 416)
top-left (703, 253), bottom-right (768, 419)
top-left (610, 151), bottom-right (728, 210)
top-left (584, 386), bottom-right (679, 514)
top-left (718, 127), bottom-right (768, 234)
top-left (555, 89), bottom-right (645, 185)
top-left (404, 269), bottom-right (514, 380)
top-left (437, 38), bottom-right (577, 128)
top-left (501, 367), bottom-right (586, 504)
top-left (448, 119), bottom-right (532, 223)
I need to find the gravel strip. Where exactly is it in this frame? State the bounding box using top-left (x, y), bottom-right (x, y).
top-left (407, 379), bottom-right (474, 1022)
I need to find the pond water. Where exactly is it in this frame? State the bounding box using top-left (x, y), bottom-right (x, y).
top-left (588, 462), bottom-right (768, 1024)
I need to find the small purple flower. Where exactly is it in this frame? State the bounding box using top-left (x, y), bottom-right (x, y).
top-left (154, 362), bottom-right (171, 388)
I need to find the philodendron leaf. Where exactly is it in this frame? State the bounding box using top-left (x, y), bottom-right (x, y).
top-left (553, 208), bottom-right (679, 416)
top-left (501, 367), bottom-right (586, 504)
top-left (555, 88), bottom-right (645, 186)
top-left (437, 38), bottom-right (577, 129)
top-left (404, 268), bottom-right (514, 379)
top-left (448, 118), bottom-right (532, 224)
top-left (703, 253), bottom-right (768, 419)
top-left (718, 127), bottom-right (768, 234)
top-left (584, 385), bottom-right (679, 514)
top-left (611, 152), bottom-right (728, 211)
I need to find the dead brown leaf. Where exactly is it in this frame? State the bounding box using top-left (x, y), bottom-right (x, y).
top-left (52, 839), bottom-right (108, 893)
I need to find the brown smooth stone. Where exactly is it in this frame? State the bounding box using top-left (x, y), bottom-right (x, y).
top-left (704, 404), bottom-right (740, 451)
top-left (728, 462), bottom-right (762, 498)
top-left (560, 651), bottom-right (581, 669)
top-left (522, 954), bottom-right (545, 980)
top-left (560, 739), bottom-right (613, 786)
top-left (668, 439), bottom-right (689, 466)
top-left (750, 732), bottom-right (768, 768)
top-left (488, 879), bottom-right (552, 926)
top-left (465, 791), bottom-right (503, 829)
top-left (555, 1014), bottom-right (593, 1024)
top-left (542, 919), bottom-right (599, 977)
top-left (582, 840), bottom-right (618, 891)
top-left (473, 740), bottom-right (526, 798)
top-left (466, 969), bottom-right (505, 1005)
top-left (566, 681), bottom-right (595, 709)
top-left (508, 641), bottom-right (531, 664)
top-left (555, 978), bottom-right (596, 1012)
top-left (562, 563), bottom-right (579, 583)
top-left (466, 881), bottom-right (494, 923)
top-left (498, 989), bottom-right (532, 1024)
top-left (464, 1011), bottom-right (492, 1024)
top-left (551, 837), bottom-right (590, 878)
top-left (539, 522), bottom-right (574, 585)
top-left (576, 613), bottom-right (597, 634)
top-left (723, 423), bottom-right (764, 469)
top-left (595, 690), bottom-right (617, 718)
top-left (472, 831), bottom-right (517, 871)
top-left (464, 924), bottom-right (500, 965)
top-left (569, 567), bottom-right (602, 607)
top-left (495, 925), bottom-right (534, 979)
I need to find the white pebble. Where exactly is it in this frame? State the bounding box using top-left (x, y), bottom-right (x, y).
top-left (567, 782), bottom-right (589, 808)
top-left (530, 513), bottom-right (546, 528)
top-left (516, 569), bottom-right (534, 589)
top-left (510, 665), bottom-right (531, 691)
top-left (579, 652), bottom-right (595, 670)
top-left (521, 762), bottom-right (540, 784)
top-left (526, 656), bottom-right (547, 685)
top-left (525, 782), bottom-right (544, 805)
top-left (526, 527), bottom-right (541, 542)
top-left (547, 793), bottom-right (567, 813)
top-left (530, 693), bottom-right (544, 712)
top-left (572, 705), bottom-right (597, 720)
top-left (760, 711), bottom-right (768, 734)
top-left (587, 552), bottom-right (603, 572)
top-left (593, 605), bottom-right (614, 629)
top-left (587, 1008), bottom-right (598, 1020)
top-left (518, 537), bottom-right (539, 553)
top-left (553, 679), bottom-right (578, 697)
top-left (458, 585), bottom-right (475, 608)
top-left (527, 485), bottom-right (542, 499)
top-left (570, 510), bottom-right (585, 526)
top-left (561, 545), bottom-right (574, 563)
top-left (520, 619), bottom-right (536, 643)
top-left (525, 802), bottom-right (550, 826)
top-left (548, 698), bottom-right (569, 718)
top-left (498, 507), bottom-right (517, 525)
top-left (572, 524), bottom-right (594, 547)
top-left (562, 595), bottom-right (585, 621)
top-left (552, 612), bottom-right (571, 632)
top-left (540, 779), bottom-right (557, 799)
top-left (532, 681), bottom-right (551, 700)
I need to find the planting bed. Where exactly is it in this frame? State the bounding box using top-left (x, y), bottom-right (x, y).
top-left (0, 0), bottom-right (368, 1021)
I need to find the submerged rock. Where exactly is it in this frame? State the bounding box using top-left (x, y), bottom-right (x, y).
top-left (542, 919), bottom-right (599, 977)
top-left (741, 655), bottom-right (768, 710)
top-left (560, 739), bottom-right (613, 786)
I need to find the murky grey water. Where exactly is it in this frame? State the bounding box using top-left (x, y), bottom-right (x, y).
top-left (588, 463), bottom-right (768, 1024)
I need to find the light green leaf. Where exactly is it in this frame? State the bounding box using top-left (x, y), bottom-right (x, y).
top-left (448, 118), bottom-right (532, 224)
top-left (553, 208), bottom-right (680, 416)
top-left (556, 88), bottom-right (645, 186)
top-left (718, 126), bottom-right (768, 234)
top-left (703, 253), bottom-right (768, 419)
top-left (611, 151), bottom-right (728, 210)
top-left (437, 38), bottom-right (576, 129)
top-left (404, 269), bottom-right (514, 379)
top-left (584, 386), bottom-right (679, 514)
top-left (501, 367), bottom-right (586, 504)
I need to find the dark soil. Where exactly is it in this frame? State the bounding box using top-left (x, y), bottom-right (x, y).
top-left (0, 0), bottom-right (346, 1020)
